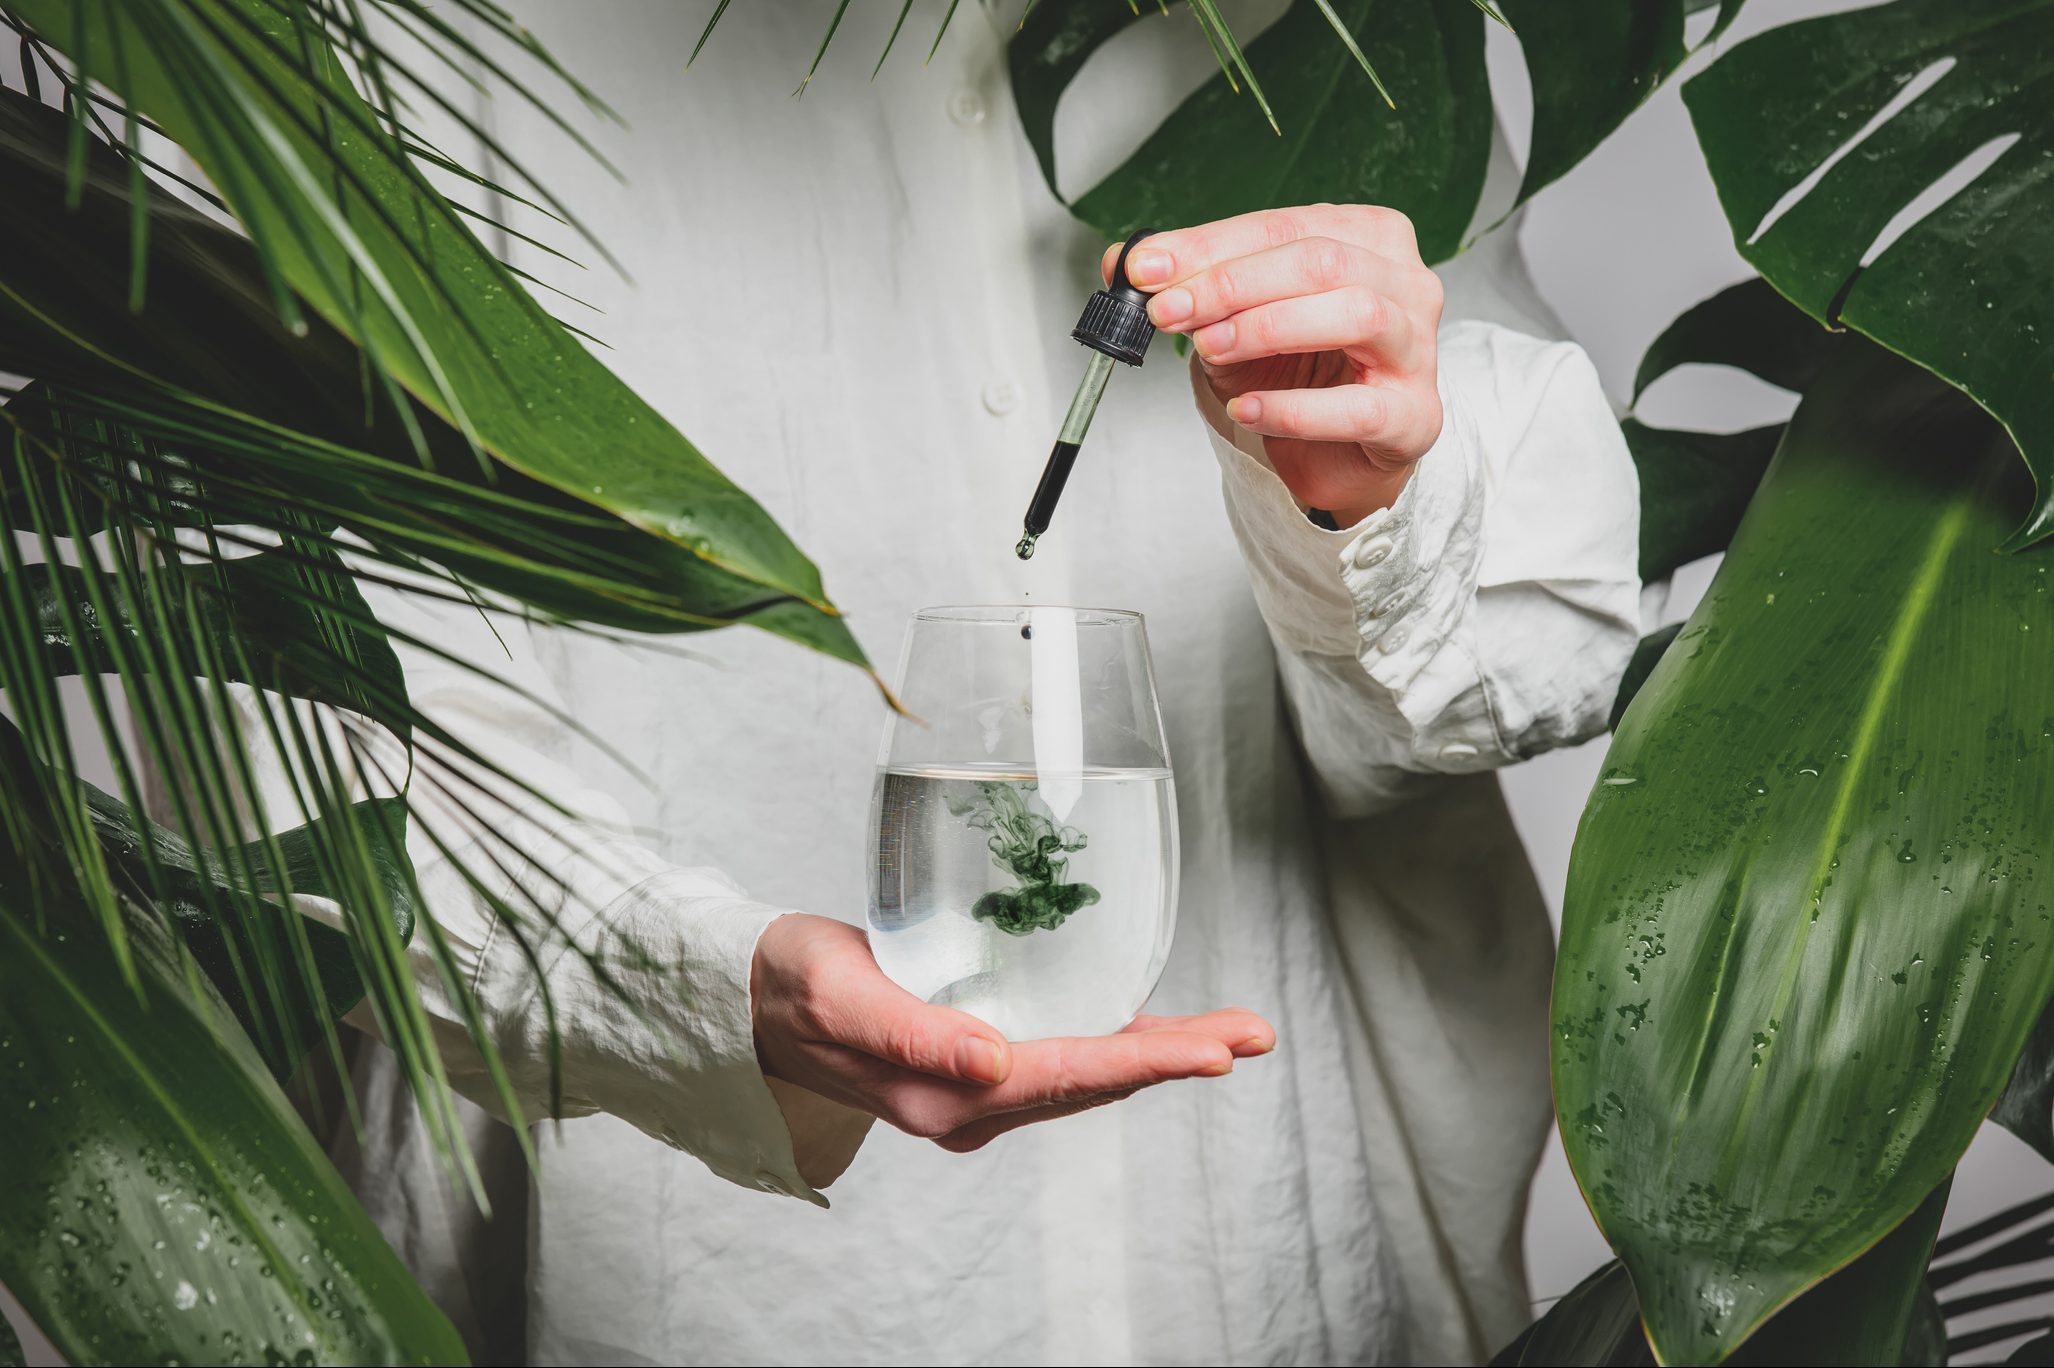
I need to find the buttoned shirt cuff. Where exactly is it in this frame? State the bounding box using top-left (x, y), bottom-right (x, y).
top-left (1203, 369), bottom-right (1493, 762)
top-left (480, 875), bottom-right (842, 1206)
top-left (315, 746), bottom-right (873, 1207)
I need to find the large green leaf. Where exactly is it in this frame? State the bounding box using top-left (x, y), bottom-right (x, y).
top-left (1495, 1184), bottom-right (1950, 1366)
top-left (1683, 0), bottom-right (2054, 549)
top-left (5, 0), bottom-right (863, 659)
top-left (1628, 278), bottom-right (1842, 584)
top-left (1012, 0), bottom-right (1491, 264)
top-left (1625, 419), bottom-right (1782, 586)
top-left (105, 790), bottom-right (415, 1081)
top-left (0, 715), bottom-right (411, 1081)
top-left (1727, 1183), bottom-right (1948, 1365)
top-left (0, 897), bottom-right (464, 1365)
top-left (1993, 993), bottom-right (2054, 1161)
top-left (1499, 0), bottom-right (1687, 207)
top-left (1494, 1260), bottom-right (1649, 1365)
top-left (11, 546), bottom-right (407, 743)
top-left (1555, 342), bottom-right (2054, 1364)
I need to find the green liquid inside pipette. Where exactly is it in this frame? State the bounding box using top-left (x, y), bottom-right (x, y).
top-left (1017, 350), bottom-right (1118, 560)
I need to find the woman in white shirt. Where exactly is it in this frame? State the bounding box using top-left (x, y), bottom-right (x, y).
top-left (318, 5), bottom-right (1642, 1364)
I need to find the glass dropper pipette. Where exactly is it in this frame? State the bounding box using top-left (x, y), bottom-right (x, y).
top-left (1016, 229), bottom-right (1159, 560)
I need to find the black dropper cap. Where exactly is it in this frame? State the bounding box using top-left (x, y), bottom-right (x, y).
top-left (1072, 228), bottom-right (1158, 366)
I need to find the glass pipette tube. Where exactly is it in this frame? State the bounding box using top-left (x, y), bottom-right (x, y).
top-left (1016, 349), bottom-right (1117, 560)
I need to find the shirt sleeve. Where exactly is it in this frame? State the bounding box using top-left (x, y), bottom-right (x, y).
top-left (238, 573), bottom-right (870, 1206)
top-left (1206, 320), bottom-right (1641, 818)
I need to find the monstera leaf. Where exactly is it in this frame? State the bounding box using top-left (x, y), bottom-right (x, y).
top-left (1684, 0), bottom-right (2054, 549)
top-left (1010, 0), bottom-right (1492, 264)
top-left (1556, 339), bottom-right (2054, 1364)
top-left (1628, 278), bottom-right (1842, 584)
top-left (0, 896), bottom-right (465, 1366)
top-left (1010, 0), bottom-right (1755, 263)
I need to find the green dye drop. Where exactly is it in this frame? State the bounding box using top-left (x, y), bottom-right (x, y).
top-left (946, 780), bottom-right (1100, 935)
top-left (1016, 533), bottom-right (1038, 560)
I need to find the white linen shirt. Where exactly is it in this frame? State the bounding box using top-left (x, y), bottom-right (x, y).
top-left (280, 5), bottom-right (1642, 1365)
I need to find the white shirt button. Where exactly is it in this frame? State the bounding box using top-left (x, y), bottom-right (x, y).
top-left (1352, 535), bottom-right (1396, 571)
top-left (981, 380), bottom-right (1021, 417)
top-left (948, 88), bottom-right (988, 127)
top-left (1378, 627), bottom-right (1410, 653)
top-left (1369, 590), bottom-right (1406, 619)
top-left (1439, 742), bottom-right (1480, 764)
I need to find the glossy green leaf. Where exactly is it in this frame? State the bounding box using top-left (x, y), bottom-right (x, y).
top-left (1626, 419), bottom-right (1782, 586)
top-left (1497, 1184), bottom-right (1949, 1366)
top-left (112, 791), bottom-right (414, 1081)
top-left (1495, 1260), bottom-right (1648, 1365)
top-left (1627, 278), bottom-right (1841, 585)
top-left (1012, 0), bottom-right (1491, 265)
top-left (1727, 1183), bottom-right (1948, 1366)
top-left (1556, 342), bottom-right (2054, 1364)
top-left (1902, 1280), bottom-right (1947, 1367)
top-left (1993, 993), bottom-right (2054, 1162)
top-left (0, 712), bottom-right (410, 1080)
top-left (6, 0), bottom-right (863, 657)
top-left (1683, 0), bottom-right (2054, 549)
top-left (11, 547), bottom-right (407, 743)
top-left (0, 898), bottom-right (465, 1365)
top-left (1499, 0), bottom-right (1687, 207)
top-left (1632, 279), bottom-right (1840, 407)
top-left (1610, 623), bottom-right (1683, 733)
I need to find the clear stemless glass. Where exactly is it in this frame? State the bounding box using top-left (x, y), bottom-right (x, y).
top-left (867, 605), bottom-right (1179, 1041)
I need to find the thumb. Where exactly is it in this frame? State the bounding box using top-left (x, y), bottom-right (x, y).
top-left (812, 956), bottom-right (1013, 1085)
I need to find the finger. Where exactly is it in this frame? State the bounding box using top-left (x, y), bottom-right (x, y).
top-left (1122, 204), bottom-right (1420, 290)
top-left (1189, 287), bottom-right (1414, 370)
top-left (805, 963), bottom-right (1013, 1085)
top-left (1227, 383), bottom-right (1441, 452)
top-left (867, 1028), bottom-right (1239, 1138)
top-left (1146, 238), bottom-right (1395, 336)
top-left (1123, 1008), bottom-right (1276, 1057)
top-left (932, 1090), bottom-right (1140, 1154)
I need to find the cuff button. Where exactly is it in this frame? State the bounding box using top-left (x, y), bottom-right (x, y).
top-left (756, 1171), bottom-right (792, 1196)
top-left (1377, 628), bottom-right (1410, 652)
top-left (1352, 534), bottom-right (1396, 571)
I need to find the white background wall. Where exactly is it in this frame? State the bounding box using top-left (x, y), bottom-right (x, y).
top-left (5, 2), bottom-right (2050, 1362)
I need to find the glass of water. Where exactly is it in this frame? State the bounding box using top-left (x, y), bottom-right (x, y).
top-left (867, 605), bottom-right (1178, 1041)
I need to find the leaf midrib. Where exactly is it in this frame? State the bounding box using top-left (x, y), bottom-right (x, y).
top-left (1697, 487), bottom-right (1975, 1185)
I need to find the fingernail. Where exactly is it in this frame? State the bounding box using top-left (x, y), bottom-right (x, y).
top-left (1235, 1035), bottom-right (1274, 1057)
top-left (1126, 248), bottom-right (1171, 285)
top-left (1193, 319), bottom-right (1234, 358)
top-left (1228, 395), bottom-right (1262, 425)
top-left (956, 1037), bottom-right (1006, 1084)
top-left (1149, 286), bottom-right (1193, 327)
top-left (1200, 1057), bottom-right (1235, 1077)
